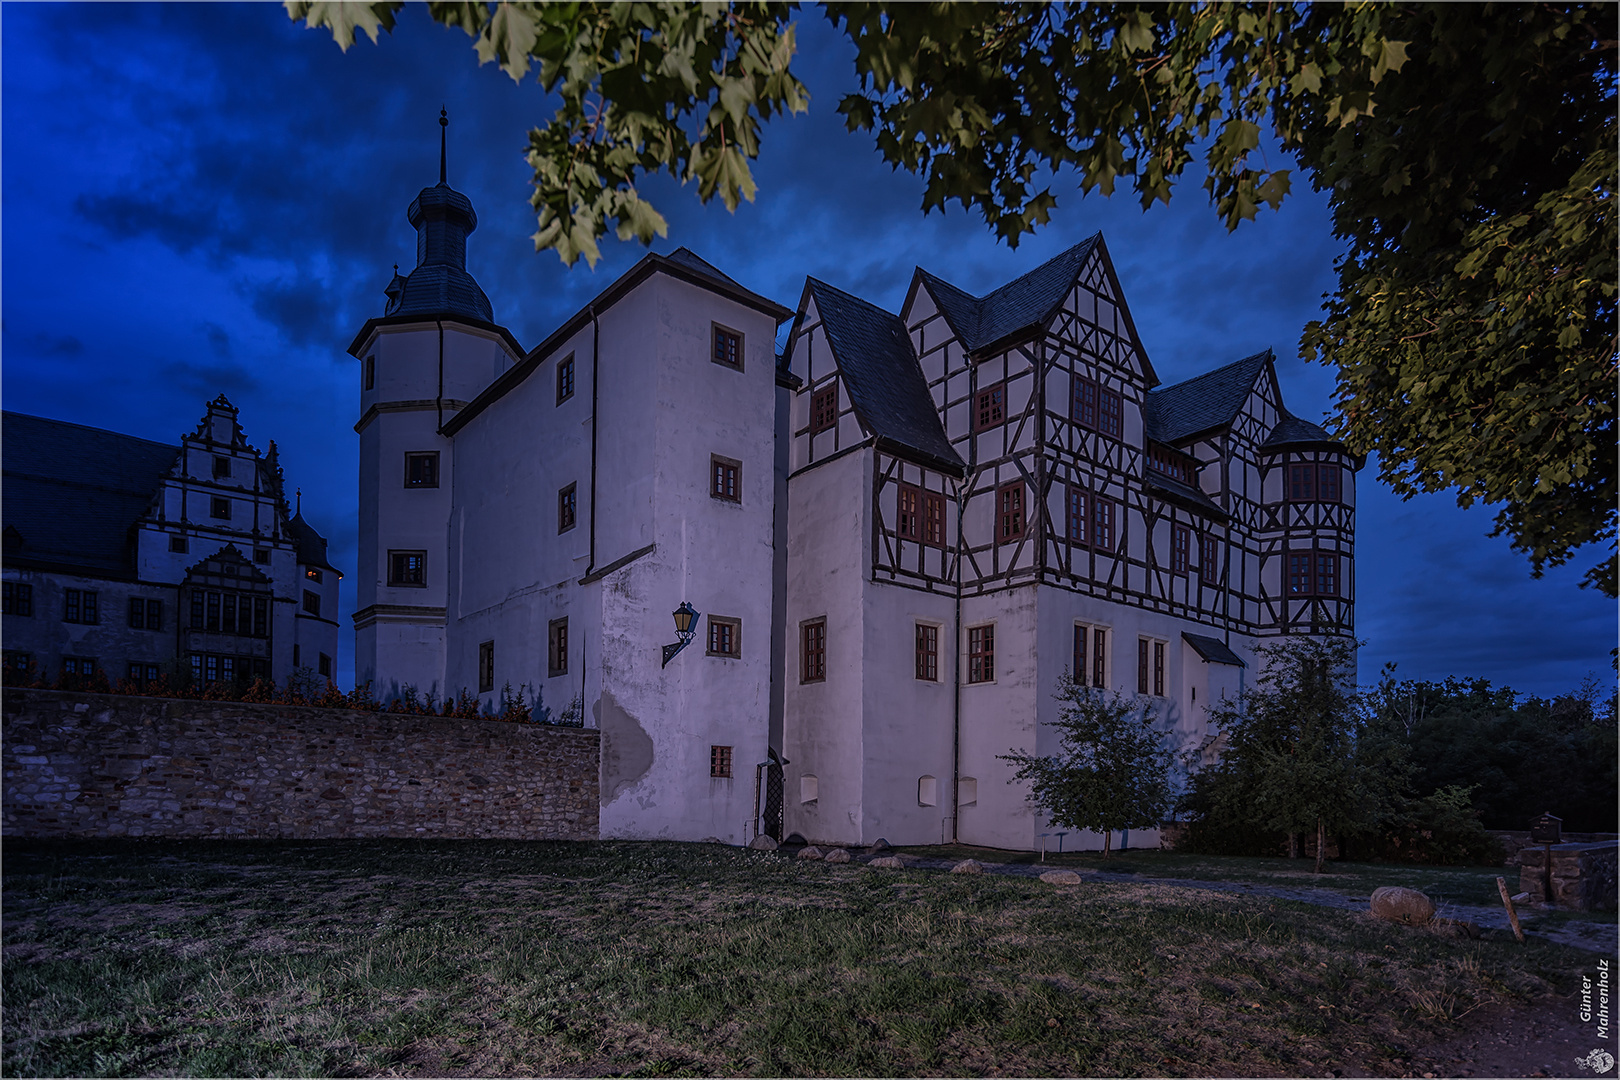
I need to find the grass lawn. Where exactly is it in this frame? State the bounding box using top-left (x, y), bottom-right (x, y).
top-left (2, 839), bottom-right (1593, 1077)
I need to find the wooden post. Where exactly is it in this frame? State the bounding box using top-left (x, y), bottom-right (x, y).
top-left (1497, 876), bottom-right (1526, 944)
top-left (1543, 843), bottom-right (1554, 906)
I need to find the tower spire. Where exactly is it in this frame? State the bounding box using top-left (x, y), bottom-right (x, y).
top-left (439, 107), bottom-right (448, 186)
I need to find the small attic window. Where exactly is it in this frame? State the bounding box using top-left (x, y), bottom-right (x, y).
top-left (210, 497), bottom-right (231, 520)
top-left (212, 455), bottom-right (231, 479)
top-left (253, 547), bottom-right (270, 563)
top-left (712, 324), bottom-right (743, 370)
top-left (810, 384), bottom-right (837, 434)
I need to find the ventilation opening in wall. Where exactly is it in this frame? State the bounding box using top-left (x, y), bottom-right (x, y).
top-left (800, 775), bottom-right (818, 804)
top-left (917, 775), bottom-right (937, 807)
top-left (958, 777), bottom-right (978, 807)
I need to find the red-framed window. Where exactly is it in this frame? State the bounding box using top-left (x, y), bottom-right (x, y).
top-left (1066, 486), bottom-right (1089, 545)
top-left (973, 382), bottom-right (1006, 432)
top-left (1098, 388), bottom-right (1123, 438)
top-left (1288, 552), bottom-right (1312, 595)
top-left (968, 624), bottom-right (995, 683)
top-left (1288, 462), bottom-right (1344, 503)
top-left (1287, 551), bottom-right (1339, 596)
top-left (897, 483), bottom-right (922, 541)
top-left (558, 483), bottom-right (577, 531)
top-left (711, 456), bottom-right (741, 502)
top-left (1153, 640), bottom-right (1165, 696)
top-left (1171, 524), bottom-right (1190, 574)
top-left (1316, 553), bottom-right (1339, 596)
top-left (1091, 626), bottom-right (1108, 688)
top-left (1072, 375), bottom-right (1097, 428)
top-left (1137, 638), bottom-right (1150, 695)
top-left (801, 620), bottom-right (826, 682)
top-left (712, 325), bottom-right (742, 369)
top-left (710, 745), bottom-right (733, 778)
top-left (915, 623), bottom-right (939, 681)
top-left (1317, 464), bottom-right (1342, 503)
top-left (811, 384), bottom-right (838, 434)
top-left (922, 491), bottom-right (946, 546)
top-left (1092, 496), bottom-right (1117, 552)
top-left (997, 482), bottom-right (1026, 543)
top-left (1201, 534), bottom-right (1220, 579)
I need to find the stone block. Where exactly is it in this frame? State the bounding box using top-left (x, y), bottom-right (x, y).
top-left (797, 845), bottom-right (824, 860)
top-left (824, 848), bottom-right (851, 863)
top-left (868, 855), bottom-right (905, 869)
top-left (1039, 870), bottom-right (1082, 885)
top-left (1369, 886), bottom-right (1436, 925)
top-left (951, 859), bottom-right (985, 874)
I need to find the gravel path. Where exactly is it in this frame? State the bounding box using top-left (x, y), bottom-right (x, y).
top-left (835, 851), bottom-right (1619, 955)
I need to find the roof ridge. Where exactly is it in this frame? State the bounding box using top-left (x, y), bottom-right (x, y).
top-left (806, 275), bottom-right (899, 315)
top-left (975, 233), bottom-right (1099, 304)
top-left (1, 411), bottom-right (176, 453)
top-left (1149, 348), bottom-right (1272, 397)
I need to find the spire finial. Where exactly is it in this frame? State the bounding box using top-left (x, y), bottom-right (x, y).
top-left (439, 107), bottom-right (448, 185)
top-left (295, 488), bottom-right (302, 515)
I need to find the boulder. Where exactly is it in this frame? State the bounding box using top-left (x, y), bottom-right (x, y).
top-left (747, 835), bottom-right (779, 851)
top-left (1369, 886), bottom-right (1436, 925)
top-left (824, 848), bottom-right (851, 864)
top-left (1039, 869), bottom-right (1083, 885)
top-left (797, 845), bottom-right (824, 861)
top-left (869, 855), bottom-right (906, 869)
top-left (951, 859), bottom-right (986, 875)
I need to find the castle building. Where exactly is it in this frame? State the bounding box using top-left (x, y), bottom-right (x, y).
top-left (2, 397), bottom-right (342, 687)
top-left (356, 130), bottom-right (1357, 851)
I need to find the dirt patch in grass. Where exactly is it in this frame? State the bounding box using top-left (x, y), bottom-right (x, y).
top-left (2, 839), bottom-right (1596, 1077)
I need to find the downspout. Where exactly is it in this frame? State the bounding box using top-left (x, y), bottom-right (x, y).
top-left (585, 306), bottom-right (601, 577)
top-left (949, 473), bottom-right (967, 844)
top-left (436, 320), bottom-right (445, 432)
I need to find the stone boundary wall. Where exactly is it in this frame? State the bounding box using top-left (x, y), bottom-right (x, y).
top-left (3, 689), bottom-right (599, 840)
top-left (1489, 829), bottom-right (1619, 867)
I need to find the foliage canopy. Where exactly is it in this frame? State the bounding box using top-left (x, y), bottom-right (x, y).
top-left (286, 0), bottom-right (1615, 591)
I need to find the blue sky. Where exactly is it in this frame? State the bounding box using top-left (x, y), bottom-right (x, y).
top-left (3, 4), bottom-right (1611, 698)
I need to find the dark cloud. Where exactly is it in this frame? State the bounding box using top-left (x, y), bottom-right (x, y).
top-left (157, 358), bottom-right (260, 403)
top-left (14, 331), bottom-right (85, 357)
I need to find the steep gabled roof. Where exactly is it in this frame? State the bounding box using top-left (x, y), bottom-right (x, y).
top-left (1, 411), bottom-right (178, 577)
top-left (806, 278), bottom-right (965, 476)
top-left (1145, 350), bottom-right (1273, 444)
top-left (917, 235), bottom-right (1100, 354)
top-left (663, 246), bottom-right (739, 287)
top-left (286, 509), bottom-right (339, 575)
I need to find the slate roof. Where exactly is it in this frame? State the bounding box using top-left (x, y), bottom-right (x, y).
top-left (918, 235), bottom-right (1100, 354)
top-left (1261, 411), bottom-right (1338, 450)
top-left (1, 412), bottom-right (178, 577)
top-left (385, 183), bottom-right (496, 323)
top-left (1182, 632), bottom-right (1246, 667)
top-left (1145, 473), bottom-right (1229, 521)
top-left (286, 510), bottom-right (338, 574)
top-left (1144, 350), bottom-right (1271, 444)
top-left (806, 279), bottom-right (965, 476)
top-left (664, 247), bottom-right (739, 288)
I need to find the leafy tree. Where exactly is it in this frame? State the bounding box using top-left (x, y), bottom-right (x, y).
top-left (286, 1), bottom-right (1614, 591)
top-left (1000, 680), bottom-right (1173, 859)
top-left (1199, 637), bottom-right (1406, 873)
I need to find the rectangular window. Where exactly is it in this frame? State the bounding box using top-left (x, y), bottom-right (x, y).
top-left (810, 384), bottom-right (838, 434)
top-left (3, 650), bottom-right (32, 672)
top-left (171, 536), bottom-right (190, 554)
top-left (318, 653), bottom-right (332, 678)
top-left (223, 593), bottom-right (237, 634)
top-left (916, 623), bottom-right (939, 681)
top-left (556, 483), bottom-right (578, 532)
top-left (710, 456), bottom-right (740, 502)
top-left (548, 617), bottom-right (569, 677)
top-left (1316, 553), bottom-right (1339, 597)
top-left (126, 662), bottom-right (160, 686)
top-left (896, 483), bottom-right (922, 541)
top-left (306, 568), bottom-right (323, 582)
top-left (997, 482), bottom-right (1026, 543)
top-left (478, 640), bottom-right (495, 693)
top-left (1092, 627), bottom-right (1107, 689)
top-left (1073, 624), bottom-right (1087, 684)
top-left (405, 451), bottom-right (439, 488)
top-left (213, 455), bottom-right (231, 479)
top-left (706, 616), bottom-right (740, 657)
top-left (210, 496), bottom-right (231, 520)
top-left (1287, 463), bottom-right (1316, 502)
top-left (1154, 640), bottom-right (1166, 697)
top-left (967, 624), bottom-right (995, 683)
top-left (63, 656), bottom-right (96, 677)
top-left (1318, 464), bottom-right (1341, 503)
top-left (206, 591), bottom-right (220, 630)
top-left (1093, 496), bottom-right (1117, 552)
top-left (557, 354), bottom-right (575, 404)
top-left (302, 590), bottom-right (321, 617)
top-left (1171, 524), bottom-right (1190, 574)
top-left (388, 550), bottom-right (425, 587)
top-left (1288, 552), bottom-right (1313, 595)
top-left (63, 588), bottom-right (98, 624)
top-left (3, 582), bottom-right (33, 617)
top-left (923, 491), bottom-right (946, 546)
top-left (253, 547), bottom-right (269, 563)
top-left (800, 619), bottom-right (826, 683)
top-left (1137, 638), bottom-right (1150, 695)
top-left (1098, 388), bottom-right (1123, 438)
top-left (364, 355), bottom-right (376, 390)
top-left (1201, 534), bottom-right (1220, 580)
top-left (128, 597), bottom-right (162, 630)
top-left (712, 324), bottom-right (742, 370)
top-left (1072, 375), bottom-right (1098, 429)
top-left (973, 382), bottom-right (1006, 432)
top-left (1066, 486), bottom-right (1089, 545)
top-left (253, 597), bottom-right (268, 637)
top-left (710, 744), bottom-right (733, 778)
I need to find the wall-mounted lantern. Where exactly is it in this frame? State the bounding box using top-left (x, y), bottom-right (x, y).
top-left (662, 601), bottom-right (700, 667)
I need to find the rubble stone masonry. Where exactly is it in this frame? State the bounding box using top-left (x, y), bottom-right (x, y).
top-left (2, 689), bottom-right (599, 840)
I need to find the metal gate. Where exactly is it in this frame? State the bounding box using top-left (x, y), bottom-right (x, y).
top-left (762, 750), bottom-right (784, 841)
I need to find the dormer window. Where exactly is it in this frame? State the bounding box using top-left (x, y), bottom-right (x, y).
top-left (1148, 444), bottom-right (1196, 486)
